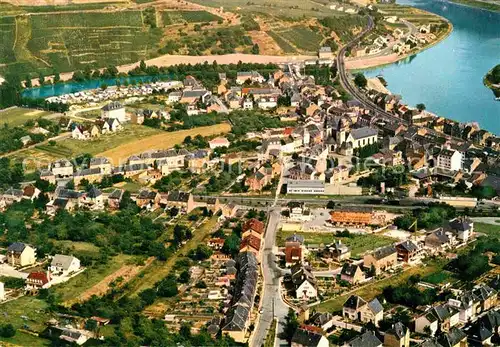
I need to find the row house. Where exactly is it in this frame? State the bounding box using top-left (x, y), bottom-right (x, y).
top-left (159, 191), bottom-right (195, 213)
top-left (395, 240), bottom-right (423, 263)
top-left (340, 263), bottom-right (365, 284)
top-left (73, 167), bottom-right (103, 185)
top-left (89, 157), bottom-right (113, 175)
top-left (342, 295), bottom-right (384, 327)
top-left (363, 245), bottom-right (398, 275)
top-left (415, 304), bottom-right (460, 336)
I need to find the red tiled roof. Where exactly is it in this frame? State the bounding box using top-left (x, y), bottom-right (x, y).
top-left (243, 218), bottom-right (265, 234)
top-left (240, 235), bottom-right (261, 251)
top-left (27, 271), bottom-right (50, 285)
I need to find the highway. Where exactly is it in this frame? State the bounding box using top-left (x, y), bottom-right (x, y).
top-left (336, 16), bottom-right (410, 126)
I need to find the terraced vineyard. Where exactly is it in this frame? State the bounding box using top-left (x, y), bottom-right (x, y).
top-left (161, 10), bottom-right (222, 26)
top-left (268, 25), bottom-right (324, 53)
top-left (0, 9), bottom-right (163, 77)
top-left (0, 16), bottom-right (16, 64)
top-left (274, 26), bottom-right (324, 52)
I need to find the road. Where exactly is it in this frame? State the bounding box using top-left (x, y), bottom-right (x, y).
top-left (336, 16), bottom-right (410, 126)
top-left (252, 208), bottom-right (289, 347)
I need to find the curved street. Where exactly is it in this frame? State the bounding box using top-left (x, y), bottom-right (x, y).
top-left (336, 16), bottom-right (410, 126)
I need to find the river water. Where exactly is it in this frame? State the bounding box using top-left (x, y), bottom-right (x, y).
top-left (363, 0), bottom-right (500, 134)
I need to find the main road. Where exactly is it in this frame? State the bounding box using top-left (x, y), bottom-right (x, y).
top-left (336, 16), bottom-right (410, 126)
top-left (251, 207), bottom-right (289, 347)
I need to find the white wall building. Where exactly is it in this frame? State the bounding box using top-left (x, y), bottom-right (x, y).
top-left (436, 149), bottom-right (462, 172)
top-left (101, 101), bottom-right (126, 123)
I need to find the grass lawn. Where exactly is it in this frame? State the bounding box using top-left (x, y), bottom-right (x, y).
top-left (113, 181), bottom-right (143, 193)
top-left (277, 230), bottom-right (396, 256)
top-left (38, 124), bottom-right (162, 160)
top-left (51, 240), bottom-right (101, 256)
top-left (126, 215), bottom-right (219, 296)
top-left (317, 259), bottom-right (447, 312)
top-left (53, 254), bottom-right (133, 304)
top-left (474, 223), bottom-right (500, 238)
top-left (0, 296), bottom-right (52, 346)
top-left (422, 271), bottom-right (453, 285)
top-left (0, 107), bottom-right (52, 127)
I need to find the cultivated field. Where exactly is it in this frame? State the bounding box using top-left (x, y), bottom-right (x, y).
top-left (272, 25), bottom-right (325, 53)
top-left (0, 107), bottom-right (52, 126)
top-left (53, 254), bottom-right (136, 305)
top-left (276, 230), bottom-right (397, 257)
top-left (0, 296), bottom-right (51, 346)
top-left (0, 7), bottom-right (163, 77)
top-left (98, 123), bottom-right (231, 165)
top-left (38, 124), bottom-right (163, 159)
top-left (317, 259), bottom-right (447, 312)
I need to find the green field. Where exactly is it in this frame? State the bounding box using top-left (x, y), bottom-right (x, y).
top-left (21, 2), bottom-right (125, 13)
top-left (0, 107), bottom-right (52, 126)
top-left (274, 26), bottom-right (324, 52)
top-left (451, 0), bottom-right (500, 11)
top-left (161, 10), bottom-right (222, 26)
top-left (317, 259), bottom-right (446, 312)
top-left (276, 230), bottom-right (396, 257)
top-left (180, 10), bottom-right (222, 23)
top-left (126, 215), bottom-right (218, 296)
top-left (0, 16), bottom-right (16, 64)
top-left (36, 124), bottom-right (162, 158)
top-left (0, 296), bottom-right (52, 346)
top-left (474, 222), bottom-right (500, 237)
top-left (267, 31), bottom-right (297, 53)
top-left (0, 9), bottom-right (163, 77)
top-left (53, 254), bottom-right (133, 303)
top-left (188, 0), bottom-right (354, 18)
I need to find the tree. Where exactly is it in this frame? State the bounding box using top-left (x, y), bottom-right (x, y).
top-left (139, 288), bottom-right (158, 305)
top-left (38, 72), bottom-right (45, 85)
top-left (282, 308), bottom-right (299, 343)
top-left (416, 103), bottom-right (426, 112)
top-left (178, 270), bottom-right (190, 284)
top-left (140, 60), bottom-right (147, 72)
top-left (100, 83), bottom-right (108, 90)
top-left (157, 276), bottom-right (178, 297)
top-left (25, 76), bottom-right (32, 88)
top-left (0, 324), bottom-right (16, 338)
top-left (222, 234), bottom-right (240, 256)
top-left (251, 43), bottom-right (260, 55)
top-left (354, 73), bottom-right (367, 88)
top-left (85, 319), bottom-right (98, 334)
top-left (54, 72), bottom-right (61, 83)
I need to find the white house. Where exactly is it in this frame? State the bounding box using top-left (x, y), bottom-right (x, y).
top-left (101, 101), bottom-right (126, 123)
top-left (291, 264), bottom-right (317, 300)
top-left (51, 159), bottom-right (74, 177)
top-left (436, 149), bottom-right (462, 172)
top-left (346, 127), bottom-right (378, 149)
top-left (243, 98), bottom-right (253, 110)
top-left (415, 304), bottom-right (460, 336)
top-left (49, 255), bottom-right (81, 276)
top-left (257, 96), bottom-right (277, 110)
top-left (236, 71), bottom-right (265, 85)
top-left (101, 118), bottom-right (122, 134)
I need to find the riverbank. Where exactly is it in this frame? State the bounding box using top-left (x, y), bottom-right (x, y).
top-left (346, 16), bottom-right (453, 70)
top-left (484, 64), bottom-right (500, 98)
top-left (29, 54), bottom-right (316, 87)
top-left (449, 0), bottom-right (500, 12)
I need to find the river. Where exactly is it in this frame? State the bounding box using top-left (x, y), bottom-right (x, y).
top-left (363, 0), bottom-right (500, 134)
